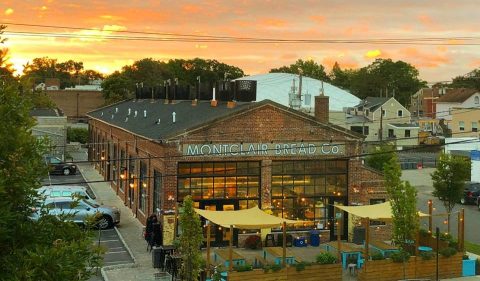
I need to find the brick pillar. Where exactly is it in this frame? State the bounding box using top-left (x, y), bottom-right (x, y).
top-left (261, 159), bottom-right (272, 209)
top-left (314, 95), bottom-right (329, 123)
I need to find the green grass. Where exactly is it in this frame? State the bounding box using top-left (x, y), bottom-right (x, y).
top-left (465, 241), bottom-right (480, 256)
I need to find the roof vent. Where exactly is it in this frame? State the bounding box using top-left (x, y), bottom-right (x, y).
top-left (227, 101), bottom-right (236, 108)
top-left (143, 110), bottom-right (147, 118)
top-left (100, 112), bottom-right (104, 116)
top-left (192, 99), bottom-right (198, 106)
top-left (172, 112), bottom-right (176, 123)
top-left (128, 108), bottom-right (131, 115)
top-left (115, 107), bottom-right (118, 113)
top-left (156, 118), bottom-right (161, 125)
top-left (134, 110), bottom-right (138, 117)
top-left (124, 117), bottom-right (128, 122)
top-left (111, 114), bottom-right (114, 119)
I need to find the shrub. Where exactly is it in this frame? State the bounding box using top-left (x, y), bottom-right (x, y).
top-left (67, 127), bottom-right (89, 144)
top-left (316, 252), bottom-right (337, 264)
top-left (391, 250), bottom-right (410, 263)
top-left (294, 261), bottom-right (312, 272)
top-left (244, 235), bottom-right (262, 250)
top-left (476, 259), bottom-right (480, 275)
top-left (449, 240), bottom-right (459, 250)
top-left (419, 228), bottom-right (430, 237)
top-left (439, 247), bottom-right (457, 258)
top-left (371, 252), bottom-right (385, 260)
top-left (420, 251), bottom-right (435, 260)
top-left (263, 264), bottom-right (282, 273)
top-left (463, 254), bottom-right (470, 260)
top-left (439, 232), bottom-right (453, 242)
top-left (234, 264), bottom-right (253, 272)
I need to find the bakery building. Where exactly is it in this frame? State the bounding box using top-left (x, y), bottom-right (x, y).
top-left (87, 95), bottom-right (387, 246)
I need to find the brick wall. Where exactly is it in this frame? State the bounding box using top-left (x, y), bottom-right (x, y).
top-left (47, 90), bottom-right (105, 118)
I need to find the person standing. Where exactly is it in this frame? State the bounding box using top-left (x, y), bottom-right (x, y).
top-left (145, 213), bottom-right (157, 251)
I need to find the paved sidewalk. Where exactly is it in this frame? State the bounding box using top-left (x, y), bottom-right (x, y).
top-left (79, 163), bottom-right (169, 281)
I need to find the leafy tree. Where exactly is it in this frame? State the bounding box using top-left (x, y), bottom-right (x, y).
top-left (365, 144), bottom-right (396, 171)
top-left (349, 59), bottom-right (427, 106)
top-left (101, 71), bottom-right (134, 104)
top-left (448, 69), bottom-right (480, 90)
top-left (431, 153), bottom-right (470, 232)
top-left (384, 153), bottom-right (418, 249)
top-left (328, 62), bottom-right (356, 91)
top-left (270, 59), bottom-right (330, 81)
top-left (67, 127), bottom-right (89, 144)
top-left (0, 30), bottom-right (102, 278)
top-left (179, 195), bottom-right (203, 281)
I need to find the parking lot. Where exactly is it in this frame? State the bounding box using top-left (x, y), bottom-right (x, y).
top-left (41, 172), bottom-right (134, 280)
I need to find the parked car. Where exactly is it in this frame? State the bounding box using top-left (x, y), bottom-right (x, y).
top-left (45, 156), bottom-right (77, 176)
top-left (32, 197), bottom-right (120, 229)
top-left (37, 185), bottom-right (97, 204)
top-left (460, 182), bottom-right (480, 205)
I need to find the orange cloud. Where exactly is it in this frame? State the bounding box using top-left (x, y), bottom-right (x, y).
top-left (258, 18), bottom-right (287, 28)
top-left (398, 48), bottom-right (450, 68)
top-left (322, 56), bottom-right (359, 70)
top-left (182, 4), bottom-right (201, 13)
top-left (310, 15), bottom-right (325, 24)
top-left (468, 59), bottom-right (480, 68)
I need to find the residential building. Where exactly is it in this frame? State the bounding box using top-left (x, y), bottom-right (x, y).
top-left (449, 108), bottom-right (480, 138)
top-left (30, 108), bottom-right (67, 159)
top-left (87, 95), bottom-right (388, 247)
top-left (410, 88), bottom-right (444, 119)
top-left (342, 97), bottom-right (418, 148)
top-left (436, 88), bottom-right (480, 128)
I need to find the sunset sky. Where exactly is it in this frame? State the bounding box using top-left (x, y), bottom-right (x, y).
top-left (1, 0), bottom-right (480, 83)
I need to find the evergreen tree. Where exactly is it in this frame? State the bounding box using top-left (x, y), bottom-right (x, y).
top-left (179, 195), bottom-right (203, 281)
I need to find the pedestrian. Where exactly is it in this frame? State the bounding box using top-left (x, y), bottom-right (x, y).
top-left (145, 213), bottom-right (157, 251)
top-left (152, 210), bottom-right (163, 247)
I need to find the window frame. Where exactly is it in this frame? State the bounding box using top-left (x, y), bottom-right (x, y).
top-left (397, 110), bottom-right (403, 117)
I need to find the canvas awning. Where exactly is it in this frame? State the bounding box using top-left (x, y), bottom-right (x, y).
top-left (194, 207), bottom-right (308, 229)
top-left (334, 201), bottom-right (429, 220)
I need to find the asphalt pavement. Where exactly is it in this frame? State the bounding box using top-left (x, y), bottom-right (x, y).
top-left (402, 168), bottom-right (480, 244)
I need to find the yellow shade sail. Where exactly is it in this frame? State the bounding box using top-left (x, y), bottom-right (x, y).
top-left (334, 201), bottom-right (429, 221)
top-left (194, 207), bottom-right (309, 229)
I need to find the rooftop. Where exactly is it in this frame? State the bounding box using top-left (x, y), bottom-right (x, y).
top-left (436, 88), bottom-right (478, 103)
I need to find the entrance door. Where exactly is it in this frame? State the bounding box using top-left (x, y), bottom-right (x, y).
top-left (328, 198), bottom-right (348, 241)
top-left (199, 200), bottom-right (239, 247)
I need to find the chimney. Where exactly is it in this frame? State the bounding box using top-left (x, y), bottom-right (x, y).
top-left (314, 91), bottom-right (329, 123)
top-left (192, 99), bottom-right (198, 106)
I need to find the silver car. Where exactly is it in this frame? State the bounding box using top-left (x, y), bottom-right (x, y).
top-left (35, 197), bottom-right (120, 229)
top-left (37, 185), bottom-right (97, 205)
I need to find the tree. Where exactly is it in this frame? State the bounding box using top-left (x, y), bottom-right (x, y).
top-left (270, 59), bottom-right (330, 81)
top-left (349, 59), bottom-right (427, 106)
top-left (448, 69), bottom-right (480, 90)
top-left (365, 144), bottom-right (396, 171)
top-left (101, 71), bottom-right (134, 104)
top-left (328, 62), bottom-right (356, 91)
top-left (0, 30), bottom-right (101, 279)
top-left (179, 195), bottom-right (203, 281)
top-left (431, 153), bottom-right (470, 232)
top-left (383, 153), bottom-right (418, 249)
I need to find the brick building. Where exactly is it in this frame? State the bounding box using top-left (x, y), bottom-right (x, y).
top-left (87, 96), bottom-right (387, 246)
top-left (47, 90), bottom-right (105, 120)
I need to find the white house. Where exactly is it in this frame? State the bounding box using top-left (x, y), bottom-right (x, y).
top-left (436, 88), bottom-right (480, 125)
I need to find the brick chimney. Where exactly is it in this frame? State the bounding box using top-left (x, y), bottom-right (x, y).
top-left (314, 94), bottom-right (329, 123)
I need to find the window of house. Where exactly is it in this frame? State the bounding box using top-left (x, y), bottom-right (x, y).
top-left (405, 130), bottom-right (410, 138)
top-left (365, 109), bottom-right (369, 116)
top-left (139, 161), bottom-right (148, 213)
top-left (363, 126), bottom-right (369, 135)
top-left (388, 129), bottom-right (395, 138)
top-left (475, 96), bottom-right (479, 104)
top-left (459, 121), bottom-right (465, 131)
top-left (382, 109), bottom-right (386, 117)
top-left (472, 122), bottom-right (478, 132)
top-left (397, 110), bottom-right (403, 117)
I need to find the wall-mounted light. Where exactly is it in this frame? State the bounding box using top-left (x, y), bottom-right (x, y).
top-left (168, 195), bottom-right (175, 201)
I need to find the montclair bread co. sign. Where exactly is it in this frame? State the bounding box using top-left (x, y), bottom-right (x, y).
top-left (182, 142), bottom-right (345, 157)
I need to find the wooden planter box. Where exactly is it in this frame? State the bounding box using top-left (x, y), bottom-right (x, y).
top-left (228, 263), bottom-right (342, 281)
top-left (358, 254), bottom-right (462, 281)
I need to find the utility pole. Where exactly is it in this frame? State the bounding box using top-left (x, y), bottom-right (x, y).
top-left (379, 106), bottom-right (383, 141)
top-left (196, 76), bottom-right (201, 100)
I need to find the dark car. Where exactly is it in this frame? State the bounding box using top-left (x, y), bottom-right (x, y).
top-left (460, 182), bottom-right (480, 205)
top-left (45, 156), bottom-right (77, 176)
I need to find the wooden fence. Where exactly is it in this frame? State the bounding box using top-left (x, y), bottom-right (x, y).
top-left (228, 263), bottom-right (341, 281)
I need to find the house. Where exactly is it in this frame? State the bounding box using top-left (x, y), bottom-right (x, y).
top-left (343, 97), bottom-right (418, 148)
top-left (449, 107), bottom-right (480, 138)
top-left (410, 88), bottom-right (444, 119)
top-left (436, 88), bottom-right (480, 127)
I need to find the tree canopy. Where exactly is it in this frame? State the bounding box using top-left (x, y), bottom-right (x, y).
top-left (179, 195), bottom-right (203, 281)
top-left (269, 59), bottom-right (330, 81)
top-left (365, 144), bottom-right (396, 172)
top-left (101, 57), bottom-right (245, 104)
top-left (431, 153), bottom-right (470, 232)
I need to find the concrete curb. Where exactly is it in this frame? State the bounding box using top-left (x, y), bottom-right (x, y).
top-left (79, 164), bottom-right (99, 199)
top-left (114, 226), bottom-right (137, 264)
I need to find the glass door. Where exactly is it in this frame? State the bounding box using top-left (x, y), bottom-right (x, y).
top-left (329, 198), bottom-right (348, 241)
top-left (200, 200), bottom-right (239, 247)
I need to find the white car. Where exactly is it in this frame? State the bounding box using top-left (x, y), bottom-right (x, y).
top-left (38, 185), bottom-right (97, 205)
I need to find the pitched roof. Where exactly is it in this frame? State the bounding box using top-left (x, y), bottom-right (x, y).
top-left (354, 97), bottom-right (390, 112)
top-left (436, 88), bottom-right (478, 103)
top-left (87, 99), bottom-right (362, 141)
top-left (30, 108), bottom-right (59, 117)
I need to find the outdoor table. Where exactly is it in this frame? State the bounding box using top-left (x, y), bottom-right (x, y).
top-left (214, 248), bottom-right (246, 267)
top-left (263, 247), bottom-right (296, 265)
top-left (324, 242), bottom-right (363, 269)
top-left (368, 241), bottom-right (399, 257)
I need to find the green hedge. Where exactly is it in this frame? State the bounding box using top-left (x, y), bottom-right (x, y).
top-left (67, 127), bottom-right (88, 144)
